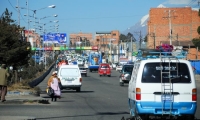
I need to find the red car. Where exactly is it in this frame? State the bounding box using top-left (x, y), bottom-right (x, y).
top-left (98, 63), bottom-right (111, 77)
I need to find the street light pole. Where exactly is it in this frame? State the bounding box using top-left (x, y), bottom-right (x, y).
top-left (131, 37), bottom-right (133, 61)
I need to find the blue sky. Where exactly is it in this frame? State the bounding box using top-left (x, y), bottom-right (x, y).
top-left (0, 0), bottom-right (199, 35)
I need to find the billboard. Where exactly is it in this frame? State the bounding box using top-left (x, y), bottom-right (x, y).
top-left (43, 33), bottom-right (69, 45)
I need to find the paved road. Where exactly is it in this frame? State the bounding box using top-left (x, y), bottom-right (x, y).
top-left (0, 68), bottom-right (130, 120)
top-left (0, 67), bottom-right (199, 120)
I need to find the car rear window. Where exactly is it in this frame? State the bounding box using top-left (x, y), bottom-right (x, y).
top-left (142, 62), bottom-right (191, 83)
top-left (123, 66), bottom-right (134, 73)
top-left (101, 65), bottom-right (108, 68)
top-left (60, 68), bottom-right (79, 77)
top-left (79, 68), bottom-right (86, 70)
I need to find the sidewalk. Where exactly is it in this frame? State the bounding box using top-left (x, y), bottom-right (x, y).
top-left (0, 67), bottom-right (55, 120)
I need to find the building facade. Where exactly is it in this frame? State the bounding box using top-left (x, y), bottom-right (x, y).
top-left (147, 7), bottom-right (200, 49)
top-left (95, 30), bottom-right (120, 52)
top-left (69, 32), bottom-right (93, 47)
top-left (25, 30), bottom-right (41, 47)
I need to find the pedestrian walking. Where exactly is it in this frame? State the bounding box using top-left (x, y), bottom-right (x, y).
top-left (0, 64), bottom-right (10, 102)
top-left (47, 71), bottom-right (61, 102)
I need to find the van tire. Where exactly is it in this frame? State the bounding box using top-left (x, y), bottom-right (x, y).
top-left (76, 87), bottom-right (81, 92)
top-left (108, 75), bottom-right (111, 77)
top-left (85, 74), bottom-right (87, 77)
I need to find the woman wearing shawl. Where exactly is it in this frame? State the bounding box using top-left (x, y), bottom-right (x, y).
top-left (47, 71), bottom-right (61, 102)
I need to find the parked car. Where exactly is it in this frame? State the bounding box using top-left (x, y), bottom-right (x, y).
top-left (119, 64), bottom-right (134, 86)
top-left (116, 63), bottom-right (123, 71)
top-left (98, 63), bottom-right (111, 77)
top-left (79, 67), bottom-right (87, 77)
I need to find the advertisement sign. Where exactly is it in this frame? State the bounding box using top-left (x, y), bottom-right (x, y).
top-left (43, 33), bottom-right (69, 45)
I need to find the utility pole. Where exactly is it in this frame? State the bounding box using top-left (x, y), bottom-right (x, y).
top-left (163, 9), bottom-right (177, 45)
top-left (17, 0), bottom-right (20, 26)
top-left (151, 33), bottom-right (156, 49)
top-left (176, 33), bottom-right (179, 46)
top-left (139, 30), bottom-right (142, 49)
top-left (131, 37), bottom-right (133, 61)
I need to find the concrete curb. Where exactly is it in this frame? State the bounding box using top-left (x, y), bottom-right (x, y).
top-left (0, 116), bottom-right (36, 120)
top-left (3, 91), bottom-right (50, 104)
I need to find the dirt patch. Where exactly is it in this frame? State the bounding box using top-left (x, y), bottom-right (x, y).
top-left (7, 83), bottom-right (41, 95)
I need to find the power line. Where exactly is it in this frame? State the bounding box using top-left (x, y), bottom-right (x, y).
top-left (7, 0), bottom-right (27, 25)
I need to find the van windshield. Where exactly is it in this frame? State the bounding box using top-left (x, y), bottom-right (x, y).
top-left (60, 68), bottom-right (79, 77)
top-left (142, 62), bottom-right (191, 83)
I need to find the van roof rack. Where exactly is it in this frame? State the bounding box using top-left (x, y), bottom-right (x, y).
top-left (136, 49), bottom-right (188, 60)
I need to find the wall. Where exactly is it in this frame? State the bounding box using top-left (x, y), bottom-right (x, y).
top-left (147, 7), bottom-right (200, 49)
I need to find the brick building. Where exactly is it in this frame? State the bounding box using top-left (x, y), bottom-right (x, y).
top-left (95, 30), bottom-right (120, 52)
top-left (69, 32), bottom-right (93, 47)
top-left (147, 7), bottom-right (200, 49)
top-left (25, 30), bottom-right (40, 47)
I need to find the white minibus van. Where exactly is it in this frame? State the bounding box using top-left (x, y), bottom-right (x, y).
top-left (57, 65), bottom-right (82, 92)
top-left (128, 58), bottom-right (197, 120)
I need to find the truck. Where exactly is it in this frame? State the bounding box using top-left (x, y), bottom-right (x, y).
top-left (88, 52), bottom-right (102, 72)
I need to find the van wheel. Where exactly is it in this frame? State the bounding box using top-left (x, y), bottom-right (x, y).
top-left (85, 74), bottom-right (87, 77)
top-left (99, 75), bottom-right (101, 77)
top-left (76, 88), bottom-right (81, 92)
top-left (108, 75), bottom-right (111, 77)
top-left (90, 70), bottom-right (92, 72)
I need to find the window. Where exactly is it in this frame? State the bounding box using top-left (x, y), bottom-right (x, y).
top-left (60, 68), bottom-right (79, 77)
top-left (142, 62), bottom-right (191, 83)
top-left (123, 66), bottom-right (134, 73)
top-left (101, 65), bottom-right (108, 68)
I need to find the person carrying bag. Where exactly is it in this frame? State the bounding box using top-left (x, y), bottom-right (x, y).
top-left (47, 71), bottom-right (61, 102)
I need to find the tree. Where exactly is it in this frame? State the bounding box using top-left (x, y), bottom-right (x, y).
top-left (192, 38), bottom-right (200, 49)
top-left (0, 9), bottom-right (31, 68)
top-left (144, 35), bottom-right (147, 42)
top-left (197, 26), bottom-right (200, 35)
top-left (119, 32), bottom-right (135, 43)
top-left (119, 34), bottom-right (126, 42)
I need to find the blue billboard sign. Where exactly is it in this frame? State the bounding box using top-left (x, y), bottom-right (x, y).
top-left (43, 33), bottom-right (68, 45)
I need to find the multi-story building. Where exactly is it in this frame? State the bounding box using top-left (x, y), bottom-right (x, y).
top-left (69, 32), bottom-right (93, 47)
top-left (95, 30), bottom-right (120, 52)
top-left (147, 7), bottom-right (200, 49)
top-left (25, 30), bottom-right (41, 47)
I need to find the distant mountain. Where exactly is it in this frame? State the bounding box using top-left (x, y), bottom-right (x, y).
top-left (121, 4), bottom-right (166, 41)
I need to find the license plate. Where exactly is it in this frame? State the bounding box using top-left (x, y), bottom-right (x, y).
top-left (161, 95), bottom-right (173, 102)
top-left (67, 81), bottom-right (72, 83)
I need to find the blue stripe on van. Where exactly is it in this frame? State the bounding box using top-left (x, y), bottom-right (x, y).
top-left (129, 99), bottom-right (197, 116)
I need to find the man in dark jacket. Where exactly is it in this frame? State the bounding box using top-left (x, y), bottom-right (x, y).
top-left (0, 64), bottom-right (10, 102)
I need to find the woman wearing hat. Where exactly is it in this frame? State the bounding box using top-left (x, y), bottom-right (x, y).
top-left (47, 71), bottom-right (61, 101)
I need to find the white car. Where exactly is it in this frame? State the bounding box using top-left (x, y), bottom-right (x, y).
top-left (79, 67), bottom-right (87, 77)
top-left (111, 63), bottom-right (117, 69)
top-left (116, 64), bottom-right (123, 71)
top-left (84, 63), bottom-right (89, 69)
top-left (77, 59), bottom-right (84, 66)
